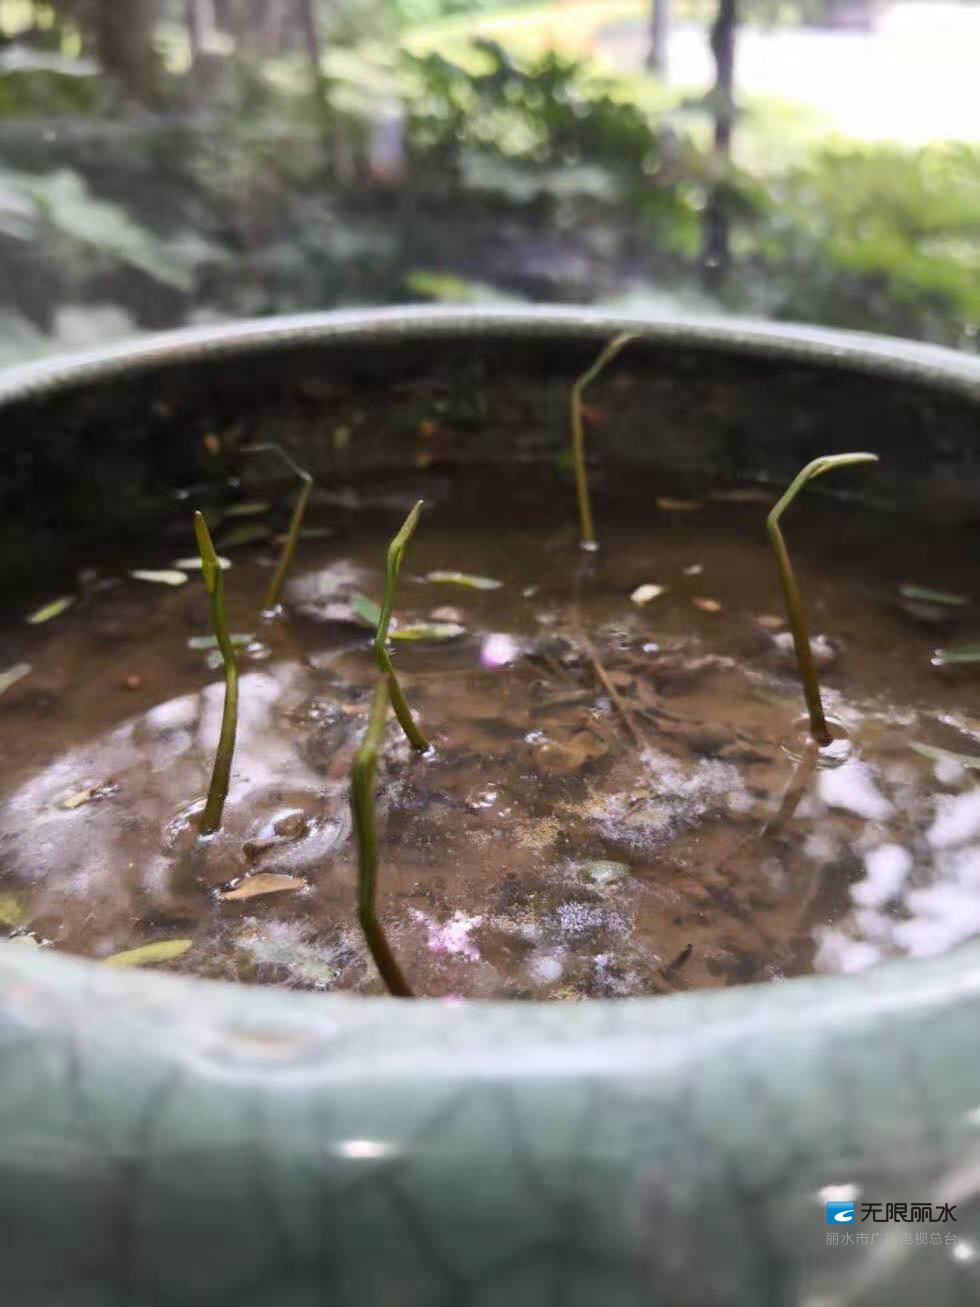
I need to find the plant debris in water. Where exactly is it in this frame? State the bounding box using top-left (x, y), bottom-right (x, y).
top-left (216, 522), bottom-right (272, 551)
top-left (26, 596), bottom-right (74, 624)
top-left (426, 570), bottom-right (502, 590)
top-left (104, 939), bottom-right (192, 968)
top-left (900, 583), bottom-right (968, 607)
top-left (932, 643), bottom-right (980, 666)
top-left (0, 663), bottom-right (31, 696)
top-left (130, 569), bottom-right (188, 587)
top-left (219, 873), bottom-right (307, 901)
top-left (3, 457), bottom-right (980, 1000)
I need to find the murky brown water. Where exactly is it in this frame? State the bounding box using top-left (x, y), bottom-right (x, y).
top-left (1, 464), bottom-right (979, 998)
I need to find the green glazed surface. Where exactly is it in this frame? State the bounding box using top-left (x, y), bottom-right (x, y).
top-left (2, 308), bottom-right (980, 1306)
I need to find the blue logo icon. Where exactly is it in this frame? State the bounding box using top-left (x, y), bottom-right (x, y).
top-left (827, 1202), bottom-right (855, 1225)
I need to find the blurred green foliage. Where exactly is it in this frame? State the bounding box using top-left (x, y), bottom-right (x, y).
top-left (0, 22), bottom-right (976, 364)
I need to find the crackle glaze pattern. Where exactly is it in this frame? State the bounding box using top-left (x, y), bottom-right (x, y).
top-left (2, 310), bottom-right (980, 1306)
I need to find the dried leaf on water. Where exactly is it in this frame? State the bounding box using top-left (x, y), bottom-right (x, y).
top-left (393, 621), bottom-right (465, 642)
top-left (351, 594), bottom-right (464, 641)
top-left (174, 555), bottom-right (231, 571)
top-left (0, 894), bottom-right (23, 927)
top-left (104, 939), bottom-right (192, 968)
top-left (223, 501), bottom-right (270, 518)
top-left (219, 873), bottom-right (307, 901)
top-left (0, 663), bottom-right (31, 697)
top-left (910, 741), bottom-right (980, 770)
top-left (187, 633), bottom-right (254, 651)
top-left (657, 497), bottom-right (701, 511)
top-left (631, 583), bottom-right (667, 606)
top-left (426, 570), bottom-right (502, 591)
top-left (710, 487), bottom-right (774, 504)
top-left (900, 584), bottom-right (968, 608)
top-left (932, 644), bottom-right (980, 667)
top-left (59, 781), bottom-right (117, 810)
top-left (692, 597), bottom-right (722, 613)
top-left (216, 523), bottom-right (272, 550)
top-left (130, 569), bottom-right (188, 587)
top-left (352, 593), bottom-right (382, 627)
top-left (26, 596), bottom-right (74, 625)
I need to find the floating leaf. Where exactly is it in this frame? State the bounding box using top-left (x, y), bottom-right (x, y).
top-left (0, 663), bottom-right (31, 696)
top-left (580, 859), bottom-right (630, 886)
top-left (187, 633), bottom-right (254, 651)
top-left (0, 894), bottom-right (23, 927)
top-left (237, 932), bottom-right (337, 986)
top-left (216, 523), bottom-right (272, 550)
top-left (219, 873), bottom-right (307, 901)
top-left (710, 487), bottom-right (773, 504)
top-left (26, 596), bottom-right (74, 624)
top-left (657, 498), bottom-right (701, 511)
top-left (352, 593), bottom-right (382, 627)
top-left (60, 780), bottom-right (116, 810)
top-left (900, 584), bottom-right (968, 607)
top-left (223, 501), bottom-right (269, 518)
top-left (130, 569), bottom-right (188, 587)
top-left (104, 939), bottom-right (192, 967)
top-left (174, 555), bottom-right (231, 572)
top-left (392, 621), bottom-right (465, 642)
top-left (631, 583), bottom-right (666, 606)
top-left (426, 571), bottom-right (502, 591)
top-left (933, 644), bottom-right (980, 667)
top-left (910, 741), bottom-right (980, 770)
top-left (693, 597), bottom-right (722, 612)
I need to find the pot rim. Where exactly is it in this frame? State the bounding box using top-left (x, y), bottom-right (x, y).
top-left (2, 303), bottom-right (979, 1023)
top-left (2, 303), bottom-right (979, 408)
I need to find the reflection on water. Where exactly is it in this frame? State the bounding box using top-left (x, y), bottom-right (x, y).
top-left (2, 479), bottom-right (980, 998)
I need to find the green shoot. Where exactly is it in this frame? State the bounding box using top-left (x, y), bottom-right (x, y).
top-left (241, 442), bottom-right (313, 610)
top-left (372, 500), bottom-right (429, 751)
top-left (570, 333), bottom-right (636, 550)
top-left (350, 679), bottom-right (413, 997)
top-left (767, 453), bottom-right (878, 746)
top-left (194, 511), bottom-right (239, 835)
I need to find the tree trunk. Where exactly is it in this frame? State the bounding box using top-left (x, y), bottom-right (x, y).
top-left (93, 0), bottom-right (163, 106)
top-left (187, 0), bottom-right (216, 64)
top-left (709, 0), bottom-right (737, 153)
top-left (701, 0), bottom-right (737, 290)
top-left (297, 0), bottom-right (332, 166)
top-left (646, 0), bottom-right (671, 74)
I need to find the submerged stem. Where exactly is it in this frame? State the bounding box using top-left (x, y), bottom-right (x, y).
top-left (372, 500), bottom-right (429, 751)
top-left (194, 511), bottom-right (239, 835)
top-left (241, 442), bottom-right (313, 610)
top-left (570, 332), bottom-right (636, 549)
top-left (766, 452), bottom-right (878, 746)
top-left (351, 679), bottom-right (413, 997)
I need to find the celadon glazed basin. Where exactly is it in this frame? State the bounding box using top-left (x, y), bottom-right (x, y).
top-left (2, 307), bottom-right (980, 1307)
